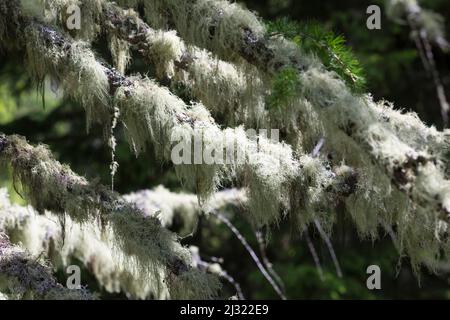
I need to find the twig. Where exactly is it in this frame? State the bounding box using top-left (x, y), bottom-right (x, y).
top-left (304, 228), bottom-right (325, 281)
top-left (407, 15), bottom-right (450, 127)
top-left (210, 211), bottom-right (287, 300)
top-left (420, 31), bottom-right (450, 126)
top-left (312, 137), bottom-right (325, 158)
top-left (191, 249), bottom-right (245, 300)
top-left (313, 219), bottom-right (343, 278)
top-left (254, 229), bottom-right (286, 293)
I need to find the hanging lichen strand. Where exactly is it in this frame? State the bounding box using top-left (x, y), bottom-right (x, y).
top-left (0, 135), bottom-right (220, 299)
top-left (124, 186), bottom-right (248, 234)
top-left (0, 2), bottom-right (357, 229)
top-left (114, 0), bottom-right (450, 238)
top-left (0, 0), bottom-right (449, 281)
top-left (0, 233), bottom-right (94, 300)
top-left (21, 0), bottom-right (268, 127)
top-left (101, 1), bottom-right (267, 127)
top-left (0, 187), bottom-right (247, 298)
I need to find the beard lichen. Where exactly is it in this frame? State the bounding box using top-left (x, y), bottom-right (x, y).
top-left (0, 136), bottom-right (220, 299)
top-left (108, 34), bottom-right (131, 74)
top-left (0, 186), bottom-right (228, 299)
top-left (135, 0), bottom-right (265, 63)
top-left (21, 0), bottom-right (103, 40)
top-left (2, 0), bottom-right (450, 280)
top-left (24, 27), bottom-right (111, 134)
top-left (0, 232), bottom-right (94, 300)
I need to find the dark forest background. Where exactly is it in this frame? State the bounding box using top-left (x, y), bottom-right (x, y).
top-left (1, 0), bottom-right (450, 299)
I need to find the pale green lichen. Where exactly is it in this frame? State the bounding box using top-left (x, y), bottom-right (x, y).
top-left (0, 189), bottom-right (163, 298)
top-left (0, 136), bottom-right (220, 299)
top-left (180, 48), bottom-right (267, 126)
top-left (135, 0), bottom-right (265, 62)
top-left (24, 27), bottom-right (110, 133)
top-left (0, 187), bottom-right (226, 299)
top-left (21, 0), bottom-right (103, 40)
top-left (290, 67), bottom-right (450, 271)
top-left (124, 186), bottom-right (247, 235)
top-left (0, 232), bottom-right (94, 300)
top-left (19, 0), bottom-right (268, 131)
top-left (298, 68), bottom-right (450, 216)
top-left (12, 6), bottom-right (311, 225)
top-left (108, 35), bottom-right (131, 74)
top-left (114, 74), bottom-right (307, 223)
top-left (145, 29), bottom-right (185, 78)
top-left (4, 0), bottom-right (450, 277)
top-left (102, 1), bottom-right (267, 126)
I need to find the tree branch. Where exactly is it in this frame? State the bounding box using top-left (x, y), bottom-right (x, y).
top-left (0, 134), bottom-right (220, 299)
top-left (0, 233), bottom-right (94, 300)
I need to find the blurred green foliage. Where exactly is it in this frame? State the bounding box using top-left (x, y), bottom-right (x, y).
top-left (1, 0), bottom-right (450, 299)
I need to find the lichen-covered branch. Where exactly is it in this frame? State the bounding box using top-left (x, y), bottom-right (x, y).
top-left (0, 188), bottom-right (227, 299)
top-left (0, 2), bottom-right (356, 230)
top-left (0, 134), bottom-right (220, 299)
top-left (0, 233), bottom-right (94, 300)
top-left (2, 0), bottom-right (450, 275)
top-left (19, 0), bottom-right (266, 126)
top-left (105, 0), bottom-right (450, 174)
top-left (124, 186), bottom-right (247, 235)
top-left (121, 0), bottom-right (450, 223)
top-left (102, 1), bottom-right (266, 126)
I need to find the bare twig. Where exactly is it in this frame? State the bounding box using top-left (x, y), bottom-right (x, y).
top-left (420, 31), bottom-right (450, 126)
top-left (309, 138), bottom-right (339, 279)
top-left (304, 228), bottom-right (325, 281)
top-left (210, 211), bottom-right (287, 300)
top-left (313, 219), bottom-right (343, 278)
top-left (254, 229), bottom-right (286, 293)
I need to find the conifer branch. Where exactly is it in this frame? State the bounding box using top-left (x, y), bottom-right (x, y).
top-left (100, 0), bottom-right (265, 126)
top-left (0, 233), bottom-right (94, 300)
top-left (0, 2), bottom-right (355, 229)
top-left (118, 0), bottom-right (450, 223)
top-left (0, 134), bottom-right (220, 299)
top-left (1, 0), bottom-right (450, 276)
